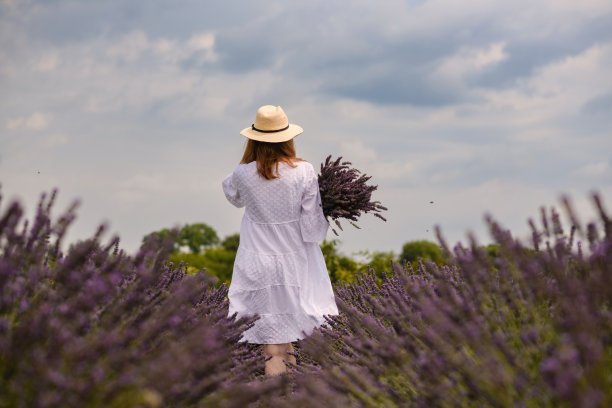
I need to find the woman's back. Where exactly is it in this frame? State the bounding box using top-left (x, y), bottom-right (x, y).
top-left (232, 160), bottom-right (311, 224)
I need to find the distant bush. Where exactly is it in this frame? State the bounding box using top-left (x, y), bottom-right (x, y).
top-left (221, 233), bottom-right (240, 252)
top-left (400, 239), bottom-right (444, 268)
top-left (142, 223), bottom-right (219, 254)
top-left (169, 247), bottom-right (236, 284)
top-left (319, 239), bottom-right (359, 284)
top-left (483, 242), bottom-right (500, 259)
top-left (144, 226), bottom-right (239, 285)
top-left (355, 249), bottom-right (396, 284)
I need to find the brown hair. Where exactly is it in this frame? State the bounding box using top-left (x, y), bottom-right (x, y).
top-left (240, 139), bottom-right (303, 180)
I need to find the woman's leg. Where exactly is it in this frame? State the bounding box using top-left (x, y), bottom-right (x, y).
top-left (286, 342), bottom-right (297, 367)
top-left (264, 343), bottom-right (289, 376)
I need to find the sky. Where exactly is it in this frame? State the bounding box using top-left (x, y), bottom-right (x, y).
top-left (1, 0), bottom-right (611, 257)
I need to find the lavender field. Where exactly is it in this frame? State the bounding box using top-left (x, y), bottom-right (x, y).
top-left (1, 187), bottom-right (611, 407)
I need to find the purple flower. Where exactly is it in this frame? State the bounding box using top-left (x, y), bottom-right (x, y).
top-left (318, 155), bottom-right (387, 235)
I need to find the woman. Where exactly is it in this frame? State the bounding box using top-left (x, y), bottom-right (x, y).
top-left (222, 105), bottom-right (339, 376)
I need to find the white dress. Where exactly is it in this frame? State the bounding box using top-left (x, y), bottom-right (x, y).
top-left (222, 160), bottom-right (339, 344)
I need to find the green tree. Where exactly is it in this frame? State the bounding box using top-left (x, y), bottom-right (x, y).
top-left (141, 228), bottom-right (180, 253)
top-left (484, 243), bottom-right (501, 259)
top-left (168, 232), bottom-right (239, 285)
top-left (479, 243), bottom-right (536, 262)
top-left (221, 233), bottom-right (240, 252)
top-left (141, 223), bottom-right (219, 254)
top-left (178, 223), bottom-right (219, 253)
top-left (199, 247), bottom-right (236, 283)
top-left (400, 240), bottom-right (444, 268)
top-left (320, 240), bottom-right (359, 284)
top-left (356, 250), bottom-right (397, 283)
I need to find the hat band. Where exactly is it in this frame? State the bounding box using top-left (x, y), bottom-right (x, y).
top-left (251, 124), bottom-right (290, 133)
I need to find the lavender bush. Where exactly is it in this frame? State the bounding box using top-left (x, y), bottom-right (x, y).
top-left (279, 194), bottom-right (612, 407)
top-left (0, 187), bottom-right (291, 407)
top-left (318, 155), bottom-right (387, 235)
top-left (2, 183), bottom-right (611, 407)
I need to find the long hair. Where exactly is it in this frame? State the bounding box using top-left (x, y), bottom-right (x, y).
top-left (240, 139), bottom-right (303, 180)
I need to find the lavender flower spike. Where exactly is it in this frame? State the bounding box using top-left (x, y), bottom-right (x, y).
top-left (318, 155), bottom-right (387, 235)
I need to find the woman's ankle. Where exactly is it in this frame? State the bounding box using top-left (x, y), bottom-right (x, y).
top-left (265, 355), bottom-right (287, 376)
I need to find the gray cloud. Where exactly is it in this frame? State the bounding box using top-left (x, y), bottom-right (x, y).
top-left (1, 0), bottom-right (611, 255)
top-left (582, 92), bottom-right (612, 115)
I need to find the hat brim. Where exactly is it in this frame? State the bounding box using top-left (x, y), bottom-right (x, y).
top-left (240, 124), bottom-right (303, 143)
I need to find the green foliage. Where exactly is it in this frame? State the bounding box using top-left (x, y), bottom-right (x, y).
top-left (484, 243), bottom-right (501, 259)
top-left (144, 226), bottom-right (452, 290)
top-left (199, 247), bottom-right (235, 283)
top-left (321, 242), bottom-right (402, 285)
top-left (177, 223), bottom-right (219, 253)
top-left (221, 233), bottom-right (240, 252)
top-left (142, 223), bottom-right (234, 284)
top-left (320, 240), bottom-right (359, 284)
top-left (480, 243), bottom-right (537, 263)
top-left (356, 250), bottom-right (396, 284)
top-left (400, 239), bottom-right (444, 268)
top-left (141, 228), bottom-right (180, 253)
top-left (169, 243), bottom-right (237, 285)
top-left (142, 223), bottom-right (220, 255)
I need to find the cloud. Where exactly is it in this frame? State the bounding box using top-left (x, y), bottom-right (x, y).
top-left (115, 173), bottom-right (169, 205)
top-left (5, 112), bottom-right (52, 130)
top-left (432, 42), bottom-right (508, 84)
top-left (105, 30), bottom-right (217, 65)
top-left (0, 0), bottom-right (610, 255)
top-left (339, 140), bottom-right (378, 163)
top-left (573, 161), bottom-right (610, 177)
top-left (36, 52), bottom-right (59, 71)
top-left (187, 33), bottom-right (217, 60)
top-left (8, 29), bottom-right (223, 118)
top-left (481, 42), bottom-right (612, 129)
top-left (582, 92), bottom-right (612, 114)
top-left (43, 134), bottom-right (68, 147)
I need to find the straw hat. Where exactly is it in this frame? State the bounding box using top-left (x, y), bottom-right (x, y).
top-left (240, 105), bottom-right (303, 143)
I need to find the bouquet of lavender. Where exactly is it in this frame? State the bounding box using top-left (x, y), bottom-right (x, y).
top-left (318, 155), bottom-right (387, 235)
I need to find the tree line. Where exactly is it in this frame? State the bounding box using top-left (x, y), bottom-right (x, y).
top-left (141, 222), bottom-right (477, 286)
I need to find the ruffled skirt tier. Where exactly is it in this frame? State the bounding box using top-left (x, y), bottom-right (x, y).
top-left (228, 217), bottom-right (338, 344)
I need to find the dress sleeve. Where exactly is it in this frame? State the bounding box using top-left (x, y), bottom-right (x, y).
top-left (222, 171), bottom-right (245, 208)
top-left (299, 164), bottom-right (329, 243)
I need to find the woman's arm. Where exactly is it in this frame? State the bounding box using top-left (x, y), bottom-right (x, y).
top-left (222, 171), bottom-right (245, 208)
top-left (299, 163), bottom-right (329, 242)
